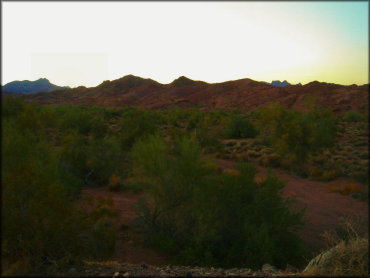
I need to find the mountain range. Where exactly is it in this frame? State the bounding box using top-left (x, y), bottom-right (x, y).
top-left (2, 78), bottom-right (69, 94)
top-left (6, 75), bottom-right (369, 115)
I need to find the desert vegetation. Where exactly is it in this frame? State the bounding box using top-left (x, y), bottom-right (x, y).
top-left (2, 96), bottom-right (368, 275)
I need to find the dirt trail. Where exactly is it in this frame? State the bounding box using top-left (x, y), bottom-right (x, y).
top-left (82, 159), bottom-right (368, 265)
top-left (214, 158), bottom-right (369, 256)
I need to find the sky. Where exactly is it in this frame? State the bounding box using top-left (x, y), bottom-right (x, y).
top-left (2, 1), bottom-right (369, 87)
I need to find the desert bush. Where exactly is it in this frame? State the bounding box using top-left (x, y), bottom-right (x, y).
top-left (2, 96), bottom-right (25, 117)
top-left (165, 107), bottom-right (191, 127)
top-left (131, 135), bottom-right (306, 269)
top-left (186, 109), bottom-right (204, 130)
top-left (60, 134), bottom-right (124, 188)
top-left (247, 150), bottom-right (261, 158)
top-left (3, 103), bottom-right (61, 138)
top-left (326, 182), bottom-right (363, 196)
top-left (256, 103), bottom-right (337, 164)
top-left (122, 178), bottom-right (146, 193)
top-left (225, 114), bottom-right (257, 139)
top-left (2, 119), bottom-right (117, 274)
top-left (85, 136), bottom-right (123, 186)
top-left (342, 110), bottom-right (364, 122)
top-left (119, 108), bottom-right (159, 150)
top-left (59, 106), bottom-right (95, 135)
top-left (307, 166), bottom-right (323, 178)
top-left (259, 153), bottom-right (282, 168)
top-left (107, 174), bottom-right (123, 192)
top-left (353, 167), bottom-right (369, 185)
top-left (320, 170), bottom-right (337, 181)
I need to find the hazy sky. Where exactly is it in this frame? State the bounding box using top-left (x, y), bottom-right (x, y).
top-left (2, 1), bottom-right (368, 87)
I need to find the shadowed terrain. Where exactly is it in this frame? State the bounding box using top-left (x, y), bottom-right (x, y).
top-left (18, 75), bottom-right (368, 115)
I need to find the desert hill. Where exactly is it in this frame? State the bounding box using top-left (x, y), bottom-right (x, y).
top-left (18, 75), bottom-right (369, 115)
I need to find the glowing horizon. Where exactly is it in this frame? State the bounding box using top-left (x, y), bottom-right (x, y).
top-left (2, 2), bottom-right (368, 87)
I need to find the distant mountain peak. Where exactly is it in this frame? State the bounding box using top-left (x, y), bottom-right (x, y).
top-left (271, 80), bottom-right (291, 87)
top-left (2, 78), bottom-right (68, 94)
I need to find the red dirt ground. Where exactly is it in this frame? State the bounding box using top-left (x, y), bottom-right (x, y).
top-left (82, 159), bottom-right (368, 265)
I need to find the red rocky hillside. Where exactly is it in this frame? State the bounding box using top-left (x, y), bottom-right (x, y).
top-left (19, 75), bottom-right (369, 114)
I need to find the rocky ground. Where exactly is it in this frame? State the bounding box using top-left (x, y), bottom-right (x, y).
top-left (66, 261), bottom-right (299, 277)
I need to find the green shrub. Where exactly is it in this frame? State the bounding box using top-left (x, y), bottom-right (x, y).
top-left (343, 110), bottom-right (364, 122)
top-left (2, 119), bottom-right (117, 274)
top-left (131, 135), bottom-right (306, 269)
top-left (59, 106), bottom-right (94, 135)
top-left (225, 114), bottom-right (257, 139)
top-left (165, 107), bottom-right (190, 127)
top-left (119, 108), bottom-right (159, 150)
top-left (2, 96), bottom-right (25, 118)
top-left (60, 134), bottom-right (124, 188)
top-left (256, 103), bottom-right (337, 163)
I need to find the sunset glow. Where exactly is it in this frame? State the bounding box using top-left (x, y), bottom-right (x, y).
top-left (2, 2), bottom-right (368, 87)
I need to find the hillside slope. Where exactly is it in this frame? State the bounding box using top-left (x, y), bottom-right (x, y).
top-left (20, 75), bottom-right (369, 114)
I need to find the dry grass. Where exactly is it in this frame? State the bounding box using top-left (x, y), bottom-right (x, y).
top-left (254, 176), bottom-right (265, 185)
top-left (223, 168), bottom-right (240, 177)
top-left (326, 182), bottom-right (363, 195)
top-left (302, 217), bottom-right (369, 276)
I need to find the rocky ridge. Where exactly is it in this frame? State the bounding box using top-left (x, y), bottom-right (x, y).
top-left (18, 75), bottom-right (369, 115)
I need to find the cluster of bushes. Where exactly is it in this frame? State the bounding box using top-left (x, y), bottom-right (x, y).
top-left (60, 134), bottom-right (124, 190)
top-left (2, 97), bottom-right (118, 274)
top-left (255, 103), bottom-right (337, 164)
top-left (131, 134), bottom-right (306, 269)
top-left (342, 110), bottom-right (365, 123)
top-left (225, 112), bottom-right (257, 139)
top-left (7, 96), bottom-right (365, 273)
top-left (119, 107), bottom-right (161, 150)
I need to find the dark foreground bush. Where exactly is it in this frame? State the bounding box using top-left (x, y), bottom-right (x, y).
top-left (131, 134), bottom-right (306, 269)
top-left (2, 105), bottom-right (118, 275)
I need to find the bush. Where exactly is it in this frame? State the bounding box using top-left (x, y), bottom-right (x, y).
top-left (342, 110), bottom-right (364, 122)
top-left (259, 153), bottom-right (282, 168)
top-left (107, 174), bottom-right (123, 192)
top-left (131, 135), bottom-right (306, 269)
top-left (59, 106), bottom-right (95, 135)
top-left (225, 114), bottom-right (257, 139)
top-left (2, 119), bottom-right (117, 274)
top-left (119, 108), bottom-right (159, 150)
top-left (60, 134), bottom-right (124, 188)
top-left (256, 103), bottom-right (337, 163)
top-left (2, 96), bottom-right (25, 118)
